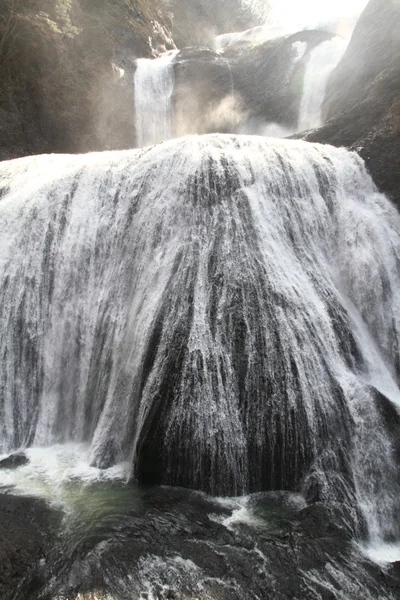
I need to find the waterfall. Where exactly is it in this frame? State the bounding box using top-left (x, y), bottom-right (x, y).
top-left (297, 37), bottom-right (347, 132)
top-left (0, 134), bottom-right (400, 546)
top-left (134, 50), bottom-right (178, 147)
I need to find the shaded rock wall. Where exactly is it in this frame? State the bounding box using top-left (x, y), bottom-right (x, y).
top-left (305, 0), bottom-right (400, 205)
top-left (0, 0), bottom-right (174, 160)
top-left (169, 30), bottom-right (333, 141)
top-left (173, 48), bottom-right (234, 137)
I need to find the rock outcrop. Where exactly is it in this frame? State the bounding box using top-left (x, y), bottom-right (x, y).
top-left (0, 0), bottom-right (174, 160)
top-left (11, 487), bottom-right (400, 600)
top-left (170, 30), bottom-right (334, 140)
top-left (173, 48), bottom-right (234, 137)
top-left (225, 29), bottom-right (333, 131)
top-left (0, 452), bottom-right (29, 469)
top-left (305, 0), bottom-right (400, 205)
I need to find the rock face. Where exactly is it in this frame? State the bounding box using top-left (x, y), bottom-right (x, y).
top-left (305, 0), bottom-right (400, 205)
top-left (173, 48), bottom-right (234, 137)
top-left (170, 30), bottom-right (333, 140)
top-left (10, 487), bottom-right (400, 600)
top-left (0, 0), bottom-right (174, 160)
top-left (0, 494), bottom-right (60, 600)
top-left (224, 29), bottom-right (333, 131)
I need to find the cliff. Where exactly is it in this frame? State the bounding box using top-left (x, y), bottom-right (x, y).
top-left (0, 0), bottom-right (174, 160)
top-left (305, 0), bottom-right (400, 204)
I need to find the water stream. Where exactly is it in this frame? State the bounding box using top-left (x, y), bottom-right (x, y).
top-left (297, 36), bottom-right (348, 131)
top-left (134, 50), bottom-right (178, 147)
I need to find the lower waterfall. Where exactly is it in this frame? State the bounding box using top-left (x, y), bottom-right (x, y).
top-left (0, 134), bottom-right (400, 549)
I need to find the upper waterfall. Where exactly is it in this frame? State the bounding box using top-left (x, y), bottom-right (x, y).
top-left (297, 37), bottom-right (348, 131)
top-left (134, 50), bottom-right (178, 147)
top-left (0, 134), bottom-right (400, 545)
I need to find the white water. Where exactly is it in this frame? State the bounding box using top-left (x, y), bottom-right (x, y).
top-left (361, 541), bottom-right (400, 565)
top-left (134, 50), bottom-right (178, 147)
top-left (297, 37), bottom-right (348, 132)
top-left (292, 41), bottom-right (308, 64)
top-left (0, 135), bottom-right (400, 549)
top-left (0, 444), bottom-right (129, 506)
top-left (215, 24), bottom-right (296, 51)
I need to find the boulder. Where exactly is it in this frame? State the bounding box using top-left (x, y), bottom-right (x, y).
top-left (0, 494), bottom-right (61, 600)
top-left (0, 452), bottom-right (29, 470)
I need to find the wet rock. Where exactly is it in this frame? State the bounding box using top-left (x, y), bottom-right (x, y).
top-left (12, 485), bottom-right (400, 600)
top-left (0, 452), bottom-right (29, 470)
top-left (169, 30), bottom-right (334, 140)
top-left (297, 503), bottom-right (351, 540)
top-left (0, 494), bottom-right (61, 600)
top-left (389, 561), bottom-right (400, 580)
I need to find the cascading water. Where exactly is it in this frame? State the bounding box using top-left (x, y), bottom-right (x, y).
top-left (133, 50), bottom-right (178, 147)
top-left (297, 36), bottom-right (348, 131)
top-left (215, 24), bottom-right (294, 51)
top-left (0, 134), bottom-right (400, 553)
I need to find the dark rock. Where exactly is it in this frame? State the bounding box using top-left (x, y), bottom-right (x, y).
top-left (390, 561), bottom-right (400, 579)
top-left (0, 0), bottom-right (174, 161)
top-left (171, 30), bottom-right (334, 141)
top-left (304, 0), bottom-right (400, 205)
top-left (0, 493), bottom-right (61, 600)
top-left (0, 452), bottom-right (29, 469)
top-left (373, 388), bottom-right (400, 464)
top-left (173, 47), bottom-right (234, 136)
top-left (297, 503), bottom-right (351, 540)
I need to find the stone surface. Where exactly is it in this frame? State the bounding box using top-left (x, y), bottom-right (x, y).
top-left (0, 0), bottom-right (174, 160)
top-left (10, 487), bottom-right (400, 600)
top-left (0, 452), bottom-right (29, 469)
top-left (168, 0), bottom-right (265, 49)
top-left (173, 47), bottom-right (234, 137)
top-left (0, 494), bottom-right (61, 600)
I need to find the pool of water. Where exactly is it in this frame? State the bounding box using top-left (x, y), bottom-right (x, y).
top-left (1, 444), bottom-right (398, 600)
